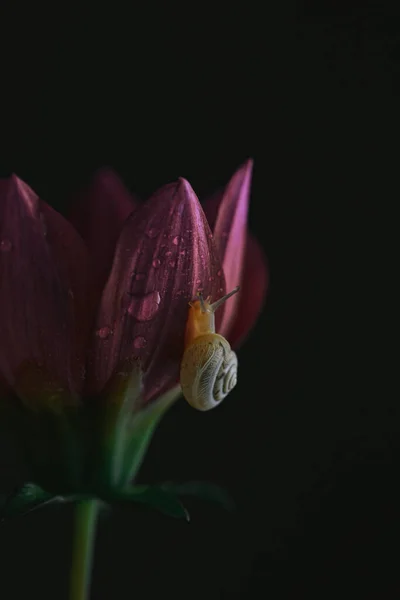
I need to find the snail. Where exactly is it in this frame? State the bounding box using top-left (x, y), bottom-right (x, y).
top-left (180, 286), bottom-right (240, 411)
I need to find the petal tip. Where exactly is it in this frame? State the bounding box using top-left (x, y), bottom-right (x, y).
top-left (92, 166), bottom-right (120, 183)
top-left (9, 173), bottom-right (24, 189)
top-left (236, 158), bottom-right (254, 184)
top-left (177, 177), bottom-right (199, 202)
top-left (243, 157), bottom-right (254, 171)
top-left (177, 176), bottom-right (195, 192)
top-left (6, 174), bottom-right (38, 212)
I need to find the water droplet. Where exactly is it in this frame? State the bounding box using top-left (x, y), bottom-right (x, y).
top-left (179, 250), bottom-right (185, 256)
top-left (172, 235), bottom-right (180, 246)
top-left (165, 250), bottom-right (173, 257)
top-left (96, 326), bottom-right (112, 339)
top-left (217, 269), bottom-right (222, 277)
top-left (208, 276), bottom-right (214, 282)
top-left (219, 287), bottom-right (224, 293)
top-left (133, 335), bottom-right (147, 349)
top-left (134, 273), bottom-right (145, 281)
top-left (169, 260), bottom-right (176, 268)
top-left (0, 239), bottom-right (12, 252)
top-left (152, 258), bottom-right (161, 268)
top-left (146, 227), bottom-right (159, 239)
top-left (196, 278), bottom-right (202, 284)
top-left (127, 291), bottom-right (161, 321)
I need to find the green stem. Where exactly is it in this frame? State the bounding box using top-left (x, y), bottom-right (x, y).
top-left (69, 499), bottom-right (99, 600)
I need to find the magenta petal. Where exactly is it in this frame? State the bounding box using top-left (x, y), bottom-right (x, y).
top-left (68, 168), bottom-right (140, 297)
top-left (0, 176), bottom-right (90, 394)
top-left (228, 233), bottom-right (269, 349)
top-left (203, 159), bottom-right (253, 337)
top-left (87, 178), bottom-right (226, 402)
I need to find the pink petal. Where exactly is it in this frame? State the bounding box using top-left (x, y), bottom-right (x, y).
top-left (203, 159), bottom-right (253, 337)
top-left (0, 175), bottom-right (90, 396)
top-left (68, 168), bottom-right (140, 298)
top-left (87, 178), bottom-right (226, 403)
top-left (227, 233), bottom-right (269, 349)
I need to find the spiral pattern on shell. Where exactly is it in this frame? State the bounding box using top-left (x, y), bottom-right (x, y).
top-left (180, 333), bottom-right (238, 411)
top-left (213, 351), bottom-right (237, 401)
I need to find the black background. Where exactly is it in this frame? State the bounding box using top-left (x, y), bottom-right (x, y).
top-left (0, 2), bottom-right (397, 599)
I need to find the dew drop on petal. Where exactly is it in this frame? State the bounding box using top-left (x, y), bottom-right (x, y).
top-left (179, 250), bottom-right (185, 256)
top-left (208, 276), bottom-right (214, 282)
top-left (133, 335), bottom-right (147, 349)
top-left (0, 239), bottom-right (12, 252)
top-left (169, 260), bottom-right (176, 268)
top-left (172, 235), bottom-right (180, 246)
top-left (134, 273), bottom-right (146, 281)
top-left (146, 227), bottom-right (159, 239)
top-left (217, 269), bottom-right (222, 277)
top-left (127, 291), bottom-right (161, 322)
top-left (96, 326), bottom-right (112, 339)
top-left (165, 250), bottom-right (173, 257)
top-left (152, 258), bottom-right (161, 268)
top-left (196, 278), bottom-right (202, 284)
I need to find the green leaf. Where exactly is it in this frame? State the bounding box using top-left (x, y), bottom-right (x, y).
top-left (0, 484), bottom-right (101, 522)
top-left (160, 481), bottom-right (235, 513)
top-left (109, 485), bottom-right (190, 521)
top-left (0, 483), bottom-right (65, 521)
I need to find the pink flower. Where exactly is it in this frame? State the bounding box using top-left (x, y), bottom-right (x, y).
top-left (0, 161), bottom-right (268, 408)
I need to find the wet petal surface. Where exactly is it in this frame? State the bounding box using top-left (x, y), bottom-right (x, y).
top-left (87, 178), bottom-right (225, 402)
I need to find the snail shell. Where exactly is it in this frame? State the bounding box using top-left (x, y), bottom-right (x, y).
top-left (180, 287), bottom-right (240, 411)
top-left (180, 333), bottom-right (238, 411)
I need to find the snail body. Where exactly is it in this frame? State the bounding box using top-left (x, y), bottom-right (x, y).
top-left (180, 287), bottom-right (239, 411)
